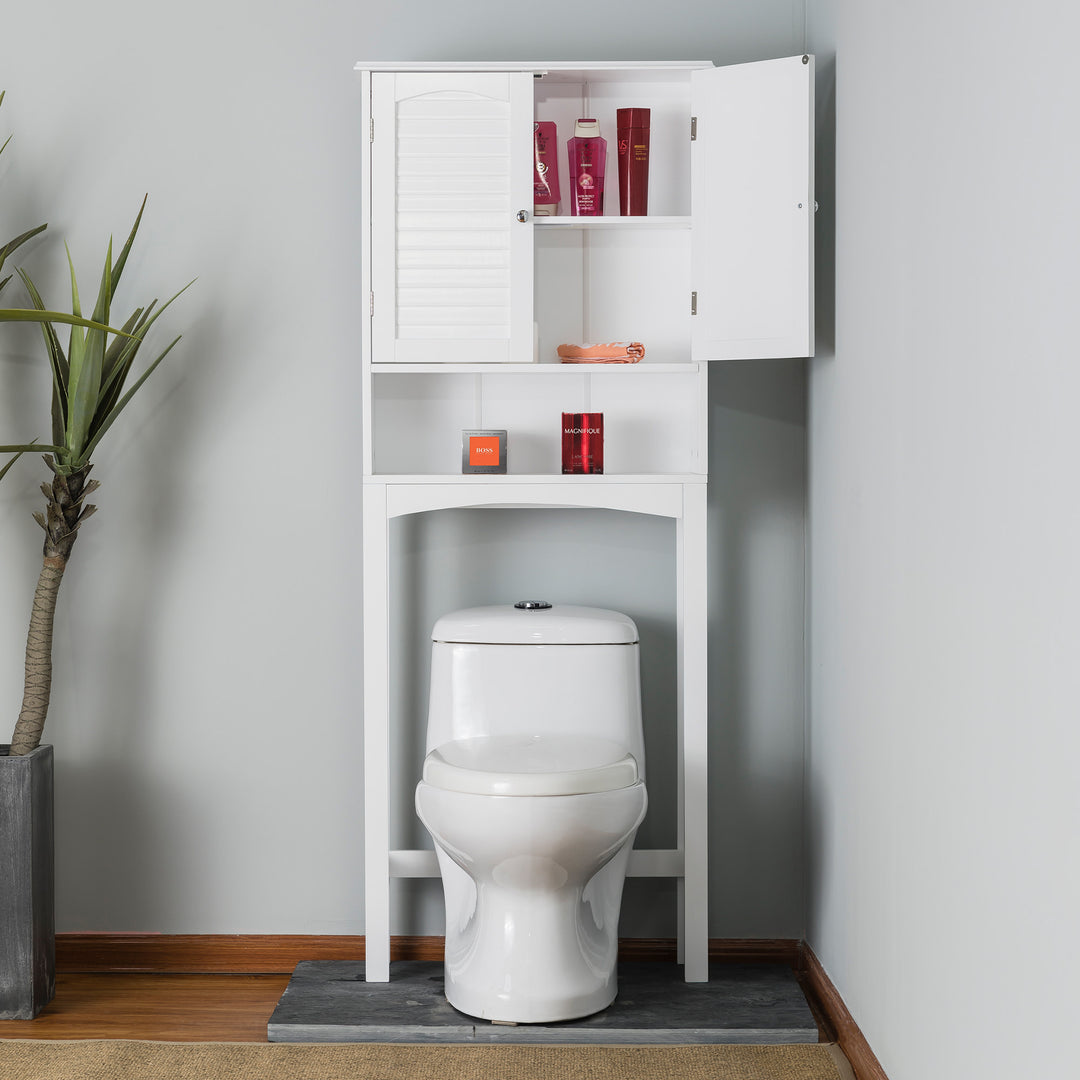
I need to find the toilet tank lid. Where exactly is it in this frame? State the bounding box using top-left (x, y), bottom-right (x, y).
top-left (432, 604), bottom-right (639, 645)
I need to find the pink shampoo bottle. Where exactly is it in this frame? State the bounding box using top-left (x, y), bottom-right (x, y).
top-left (567, 119), bottom-right (607, 216)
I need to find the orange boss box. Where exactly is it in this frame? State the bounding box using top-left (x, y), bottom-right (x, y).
top-left (462, 430), bottom-right (508, 474)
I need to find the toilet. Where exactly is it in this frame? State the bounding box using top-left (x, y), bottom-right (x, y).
top-left (415, 601), bottom-right (648, 1024)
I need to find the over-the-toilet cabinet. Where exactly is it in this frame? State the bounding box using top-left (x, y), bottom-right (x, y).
top-left (356, 56), bottom-right (813, 983)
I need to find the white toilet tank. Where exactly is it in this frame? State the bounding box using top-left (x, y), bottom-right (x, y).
top-left (427, 603), bottom-right (645, 773)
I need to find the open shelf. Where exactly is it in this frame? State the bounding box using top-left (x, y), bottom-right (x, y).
top-left (364, 473), bottom-right (707, 484)
top-left (369, 366), bottom-right (707, 475)
top-left (534, 216), bottom-right (691, 229)
top-left (370, 361), bottom-right (702, 374)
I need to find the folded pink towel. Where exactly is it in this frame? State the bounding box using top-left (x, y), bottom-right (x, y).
top-left (557, 341), bottom-right (645, 364)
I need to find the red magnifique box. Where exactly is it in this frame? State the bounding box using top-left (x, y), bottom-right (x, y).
top-left (561, 413), bottom-right (603, 474)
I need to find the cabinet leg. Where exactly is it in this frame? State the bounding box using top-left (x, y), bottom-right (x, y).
top-left (678, 484), bottom-right (709, 981)
top-left (363, 485), bottom-right (391, 981)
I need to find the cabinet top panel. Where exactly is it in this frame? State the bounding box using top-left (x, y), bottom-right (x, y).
top-left (354, 60), bottom-right (715, 77)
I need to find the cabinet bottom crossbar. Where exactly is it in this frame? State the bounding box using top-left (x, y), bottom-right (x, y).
top-left (387, 848), bottom-right (684, 879)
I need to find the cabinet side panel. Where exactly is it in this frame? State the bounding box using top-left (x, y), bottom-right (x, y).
top-left (361, 70), bottom-right (374, 475)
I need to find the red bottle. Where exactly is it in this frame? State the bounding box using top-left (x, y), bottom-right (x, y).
top-left (617, 108), bottom-right (650, 216)
top-left (567, 120), bottom-right (607, 217)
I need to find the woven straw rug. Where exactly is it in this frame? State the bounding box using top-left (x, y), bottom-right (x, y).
top-left (0, 1040), bottom-right (854, 1080)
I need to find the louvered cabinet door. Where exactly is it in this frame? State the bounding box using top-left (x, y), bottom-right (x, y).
top-left (370, 72), bottom-right (534, 364)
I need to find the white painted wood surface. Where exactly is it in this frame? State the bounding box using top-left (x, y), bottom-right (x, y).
top-left (359, 55), bottom-right (814, 984)
top-left (691, 56), bottom-right (814, 360)
top-left (361, 482), bottom-right (391, 982)
top-left (370, 72), bottom-right (533, 364)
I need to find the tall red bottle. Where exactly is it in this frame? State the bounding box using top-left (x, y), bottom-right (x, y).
top-left (617, 108), bottom-right (650, 216)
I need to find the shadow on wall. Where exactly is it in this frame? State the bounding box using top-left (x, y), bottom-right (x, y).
top-left (707, 358), bottom-right (808, 938)
top-left (54, 757), bottom-right (192, 929)
top-left (46, 307), bottom-right (229, 931)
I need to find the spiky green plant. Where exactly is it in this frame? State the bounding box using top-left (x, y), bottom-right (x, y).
top-left (0, 198), bottom-right (190, 754)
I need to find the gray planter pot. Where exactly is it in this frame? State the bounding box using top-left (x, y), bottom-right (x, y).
top-left (0, 743), bottom-right (55, 1019)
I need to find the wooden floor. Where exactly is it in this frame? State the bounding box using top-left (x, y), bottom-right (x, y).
top-left (0, 973), bottom-right (290, 1042)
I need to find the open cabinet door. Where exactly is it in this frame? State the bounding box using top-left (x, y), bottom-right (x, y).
top-left (691, 55), bottom-right (814, 361)
top-left (370, 71), bottom-right (534, 364)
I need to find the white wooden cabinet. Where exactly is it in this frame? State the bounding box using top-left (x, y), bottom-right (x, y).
top-left (355, 56), bottom-right (814, 984)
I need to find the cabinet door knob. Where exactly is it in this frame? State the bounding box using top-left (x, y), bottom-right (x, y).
top-left (516, 209), bottom-right (530, 223)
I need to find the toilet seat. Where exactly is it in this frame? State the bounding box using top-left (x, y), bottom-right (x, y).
top-left (422, 734), bottom-right (639, 797)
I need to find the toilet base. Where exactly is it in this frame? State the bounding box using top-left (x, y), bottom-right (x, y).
top-left (437, 845), bottom-right (633, 1024)
top-left (417, 779), bottom-right (646, 1025)
top-left (447, 976), bottom-right (615, 1025)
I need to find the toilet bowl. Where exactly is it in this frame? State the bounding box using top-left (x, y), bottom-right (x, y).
top-left (415, 603), bottom-right (648, 1024)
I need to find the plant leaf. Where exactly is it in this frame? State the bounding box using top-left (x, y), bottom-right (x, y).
top-left (0, 308), bottom-right (125, 333)
top-left (15, 268), bottom-right (70, 444)
top-left (66, 239), bottom-right (113, 457)
top-left (64, 248), bottom-right (85, 449)
top-left (0, 223), bottom-right (47, 273)
top-left (94, 308), bottom-right (146, 424)
top-left (110, 195), bottom-right (146, 295)
top-left (76, 335), bottom-right (182, 466)
top-left (0, 443), bottom-right (66, 456)
top-left (1, 448), bottom-right (27, 483)
top-left (91, 281), bottom-right (192, 437)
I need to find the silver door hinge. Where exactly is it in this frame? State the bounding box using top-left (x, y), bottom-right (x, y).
top-left (369, 118), bottom-right (374, 142)
top-left (369, 292), bottom-right (374, 317)
top-left (690, 116), bottom-right (698, 141)
top-left (691, 291), bottom-right (698, 315)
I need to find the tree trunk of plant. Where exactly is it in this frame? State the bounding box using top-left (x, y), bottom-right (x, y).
top-left (8, 459), bottom-right (97, 756)
top-left (9, 559), bottom-right (68, 756)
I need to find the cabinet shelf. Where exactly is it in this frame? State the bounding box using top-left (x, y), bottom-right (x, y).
top-left (534, 215), bottom-right (691, 230)
top-left (364, 473), bottom-right (707, 485)
top-left (370, 361), bottom-right (702, 374)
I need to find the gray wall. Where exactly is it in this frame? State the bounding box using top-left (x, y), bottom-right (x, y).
top-left (1, 0), bottom-right (808, 938)
top-left (807, 1), bottom-right (1080, 1077)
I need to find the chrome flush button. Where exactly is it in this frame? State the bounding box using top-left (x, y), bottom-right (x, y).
top-left (514, 600), bottom-right (552, 610)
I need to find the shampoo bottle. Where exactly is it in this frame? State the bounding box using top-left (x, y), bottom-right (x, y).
top-left (568, 119), bottom-right (607, 216)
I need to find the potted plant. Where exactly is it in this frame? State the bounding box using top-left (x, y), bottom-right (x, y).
top-left (0, 88), bottom-right (115, 1022)
top-left (1, 116), bottom-right (188, 1011)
